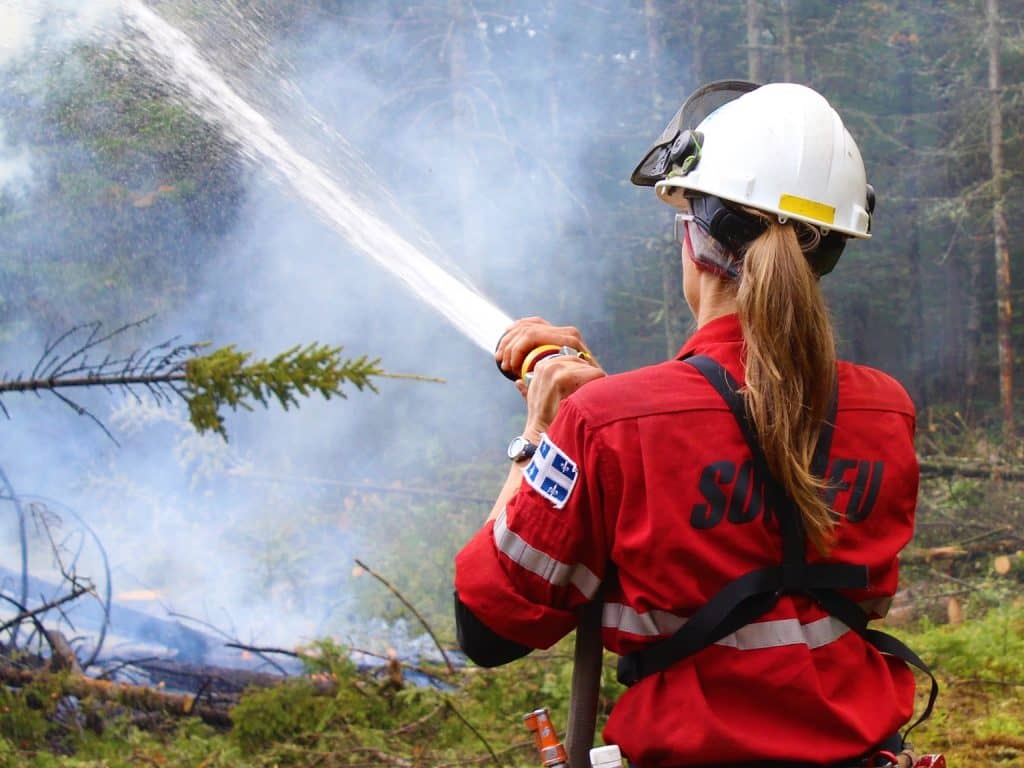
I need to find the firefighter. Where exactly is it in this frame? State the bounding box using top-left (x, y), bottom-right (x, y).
top-left (455, 82), bottom-right (932, 766)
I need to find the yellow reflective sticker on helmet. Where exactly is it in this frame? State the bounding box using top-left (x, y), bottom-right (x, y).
top-left (778, 194), bottom-right (836, 225)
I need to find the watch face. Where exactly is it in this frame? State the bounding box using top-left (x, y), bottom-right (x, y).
top-left (507, 436), bottom-right (526, 460)
top-left (506, 436), bottom-right (536, 462)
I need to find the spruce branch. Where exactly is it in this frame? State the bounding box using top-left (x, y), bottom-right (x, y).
top-left (183, 343), bottom-right (384, 439)
top-left (0, 320), bottom-right (442, 442)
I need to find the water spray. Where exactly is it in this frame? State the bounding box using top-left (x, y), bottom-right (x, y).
top-left (116, 0), bottom-right (512, 354)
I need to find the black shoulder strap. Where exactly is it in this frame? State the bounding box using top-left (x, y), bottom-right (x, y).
top-left (616, 355), bottom-right (937, 743)
top-left (618, 355), bottom-right (854, 684)
top-left (683, 354), bottom-right (837, 568)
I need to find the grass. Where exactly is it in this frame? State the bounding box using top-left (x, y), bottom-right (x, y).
top-left (1, 605), bottom-right (1022, 766)
top-left (892, 603), bottom-right (1024, 766)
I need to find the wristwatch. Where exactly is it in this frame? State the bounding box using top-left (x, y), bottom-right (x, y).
top-left (506, 435), bottom-right (538, 463)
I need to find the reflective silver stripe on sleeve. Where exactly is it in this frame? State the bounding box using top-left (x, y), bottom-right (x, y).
top-left (603, 602), bottom-right (851, 650)
top-left (492, 508), bottom-right (601, 599)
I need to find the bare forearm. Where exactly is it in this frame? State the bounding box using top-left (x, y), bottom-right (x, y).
top-left (487, 317), bottom-right (604, 524)
top-left (487, 464), bottom-right (524, 522)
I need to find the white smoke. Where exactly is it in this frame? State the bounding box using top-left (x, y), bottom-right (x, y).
top-left (0, 123), bottom-right (31, 193)
top-left (0, 0), bottom-right (628, 655)
top-left (0, 5), bottom-right (35, 65)
top-left (0, 5), bottom-right (34, 192)
top-left (0, 1), bottom-right (123, 64)
top-left (0, 1), bottom-right (126, 193)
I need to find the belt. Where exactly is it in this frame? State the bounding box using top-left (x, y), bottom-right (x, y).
top-left (629, 732), bottom-right (904, 768)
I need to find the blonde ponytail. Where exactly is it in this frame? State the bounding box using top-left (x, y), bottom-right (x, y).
top-left (737, 220), bottom-right (837, 553)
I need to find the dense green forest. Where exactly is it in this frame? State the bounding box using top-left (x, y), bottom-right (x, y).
top-left (2, 0), bottom-right (1022, 416)
top-left (1, 0), bottom-right (1023, 766)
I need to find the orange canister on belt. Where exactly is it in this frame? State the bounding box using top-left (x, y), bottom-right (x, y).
top-left (524, 708), bottom-right (569, 768)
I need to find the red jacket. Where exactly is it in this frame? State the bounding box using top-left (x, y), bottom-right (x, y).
top-left (455, 314), bottom-right (917, 766)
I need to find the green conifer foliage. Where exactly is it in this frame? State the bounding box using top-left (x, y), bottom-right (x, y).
top-left (184, 343), bottom-right (381, 439)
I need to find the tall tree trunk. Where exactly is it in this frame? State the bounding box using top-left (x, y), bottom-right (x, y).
top-left (987, 0), bottom-right (1014, 436)
top-left (965, 244), bottom-right (983, 416)
top-left (747, 0), bottom-right (762, 82)
top-left (780, 0), bottom-right (794, 81)
top-left (944, 250), bottom-right (965, 403)
top-left (645, 0), bottom-right (687, 358)
top-left (897, 32), bottom-right (926, 409)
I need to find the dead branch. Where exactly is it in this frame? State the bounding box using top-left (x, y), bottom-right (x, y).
top-left (353, 558), bottom-right (455, 674)
top-left (224, 642), bottom-right (300, 659)
top-left (899, 546), bottom-right (969, 564)
top-left (96, 656), bottom-right (163, 680)
top-left (0, 583), bottom-right (95, 633)
top-left (919, 455), bottom-right (1024, 480)
top-left (954, 677), bottom-right (1024, 688)
top-left (132, 659), bottom-right (288, 696)
top-left (0, 371), bottom-right (189, 394)
top-left (348, 645), bottom-right (450, 681)
top-left (17, 497), bottom-right (113, 670)
top-left (45, 630), bottom-right (82, 674)
top-left (444, 697), bottom-right (501, 767)
top-left (166, 611), bottom-right (288, 676)
top-left (390, 702), bottom-right (445, 736)
top-left (0, 664), bottom-right (232, 727)
top-left (927, 568), bottom-right (988, 594)
top-left (345, 748), bottom-right (414, 768)
top-left (233, 471), bottom-right (492, 504)
top-left (0, 594), bottom-right (50, 653)
top-left (955, 525), bottom-right (1018, 547)
top-left (434, 740), bottom-right (535, 768)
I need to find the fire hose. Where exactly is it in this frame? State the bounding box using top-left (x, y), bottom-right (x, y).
top-left (565, 600), bottom-right (604, 766)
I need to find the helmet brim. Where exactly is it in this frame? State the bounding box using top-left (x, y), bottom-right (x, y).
top-left (655, 178), bottom-right (872, 240)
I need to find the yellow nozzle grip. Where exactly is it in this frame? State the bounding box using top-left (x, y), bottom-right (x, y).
top-left (521, 345), bottom-right (565, 380)
top-left (521, 345), bottom-right (593, 381)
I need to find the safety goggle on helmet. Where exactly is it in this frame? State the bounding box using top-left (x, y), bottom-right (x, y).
top-left (631, 79), bottom-right (761, 188)
top-left (632, 81), bottom-right (876, 275)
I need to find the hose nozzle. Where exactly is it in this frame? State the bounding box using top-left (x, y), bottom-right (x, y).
top-left (497, 343), bottom-right (592, 386)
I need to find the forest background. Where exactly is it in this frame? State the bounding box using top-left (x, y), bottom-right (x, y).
top-left (0, 0), bottom-right (1023, 765)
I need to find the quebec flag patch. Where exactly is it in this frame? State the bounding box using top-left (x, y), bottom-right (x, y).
top-left (523, 433), bottom-right (579, 509)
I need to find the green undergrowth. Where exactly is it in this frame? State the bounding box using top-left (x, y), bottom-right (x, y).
top-left (891, 603), bottom-right (1024, 766)
top-left (3, 608), bottom-right (1024, 766)
top-left (0, 638), bottom-right (615, 768)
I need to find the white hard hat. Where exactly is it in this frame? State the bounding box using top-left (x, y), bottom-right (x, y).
top-left (634, 82), bottom-right (873, 240)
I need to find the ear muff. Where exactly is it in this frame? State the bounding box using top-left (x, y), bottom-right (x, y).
top-left (865, 183), bottom-right (876, 235)
top-left (806, 184), bottom-right (868, 273)
top-left (807, 231), bottom-right (846, 276)
top-left (690, 194), bottom-right (849, 277)
top-left (689, 195), bottom-right (766, 255)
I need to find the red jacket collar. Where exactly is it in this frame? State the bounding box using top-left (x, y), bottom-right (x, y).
top-left (676, 313), bottom-right (743, 359)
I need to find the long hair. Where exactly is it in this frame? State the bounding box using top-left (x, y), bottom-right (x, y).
top-left (736, 218), bottom-right (837, 553)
